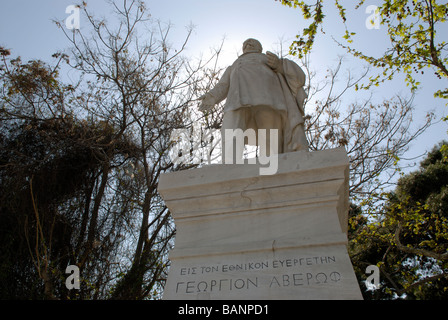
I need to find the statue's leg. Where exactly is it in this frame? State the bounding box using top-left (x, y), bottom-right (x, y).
top-left (221, 110), bottom-right (247, 164)
top-left (253, 106), bottom-right (283, 156)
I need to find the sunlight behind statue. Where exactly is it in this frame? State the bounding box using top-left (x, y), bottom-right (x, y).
top-left (199, 38), bottom-right (309, 161)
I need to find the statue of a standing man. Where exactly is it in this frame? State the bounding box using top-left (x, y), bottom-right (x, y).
top-left (199, 38), bottom-right (309, 160)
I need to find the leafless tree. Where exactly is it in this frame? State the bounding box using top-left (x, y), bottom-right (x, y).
top-left (299, 55), bottom-right (435, 201)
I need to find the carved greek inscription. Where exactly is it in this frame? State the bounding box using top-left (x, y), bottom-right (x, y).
top-left (176, 277), bottom-right (259, 294)
top-left (173, 255), bottom-right (344, 294)
top-left (268, 271), bottom-right (342, 288)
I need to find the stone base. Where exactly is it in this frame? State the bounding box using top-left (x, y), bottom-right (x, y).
top-left (158, 148), bottom-right (363, 300)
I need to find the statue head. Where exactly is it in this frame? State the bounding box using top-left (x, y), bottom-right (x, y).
top-left (242, 38), bottom-right (262, 54)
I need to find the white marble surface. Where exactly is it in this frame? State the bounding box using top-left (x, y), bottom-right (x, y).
top-left (198, 38), bottom-right (308, 154)
top-left (159, 148), bottom-right (362, 300)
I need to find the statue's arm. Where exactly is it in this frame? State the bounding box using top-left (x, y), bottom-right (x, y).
top-left (199, 67), bottom-right (231, 112)
top-left (266, 51), bottom-right (284, 74)
top-left (281, 58), bottom-right (307, 116)
top-left (266, 51), bottom-right (306, 92)
top-left (282, 59), bottom-right (305, 90)
top-left (267, 52), bottom-right (307, 115)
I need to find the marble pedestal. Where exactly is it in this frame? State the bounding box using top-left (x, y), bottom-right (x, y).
top-left (158, 148), bottom-right (362, 300)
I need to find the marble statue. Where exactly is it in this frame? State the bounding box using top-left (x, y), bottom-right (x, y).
top-left (199, 38), bottom-right (309, 159)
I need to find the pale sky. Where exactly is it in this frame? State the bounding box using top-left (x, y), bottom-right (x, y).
top-left (1, 0), bottom-right (447, 167)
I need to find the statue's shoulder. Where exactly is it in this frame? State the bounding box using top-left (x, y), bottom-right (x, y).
top-left (236, 52), bottom-right (267, 64)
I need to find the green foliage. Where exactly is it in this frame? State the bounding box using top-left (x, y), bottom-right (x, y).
top-left (349, 141), bottom-right (448, 299)
top-left (277, 0), bottom-right (325, 59)
top-left (0, 113), bottom-right (123, 299)
top-left (0, 53), bottom-right (139, 299)
top-left (277, 0), bottom-right (448, 100)
top-left (1, 0), bottom-right (204, 299)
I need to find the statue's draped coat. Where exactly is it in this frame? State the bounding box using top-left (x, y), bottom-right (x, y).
top-left (207, 52), bottom-right (308, 152)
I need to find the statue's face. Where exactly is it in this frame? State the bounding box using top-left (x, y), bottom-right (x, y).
top-left (243, 39), bottom-right (262, 54)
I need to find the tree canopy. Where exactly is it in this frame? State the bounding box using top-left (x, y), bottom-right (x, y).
top-left (349, 141), bottom-right (448, 299)
top-left (277, 0), bottom-right (448, 101)
top-left (0, 0), bottom-right (215, 299)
